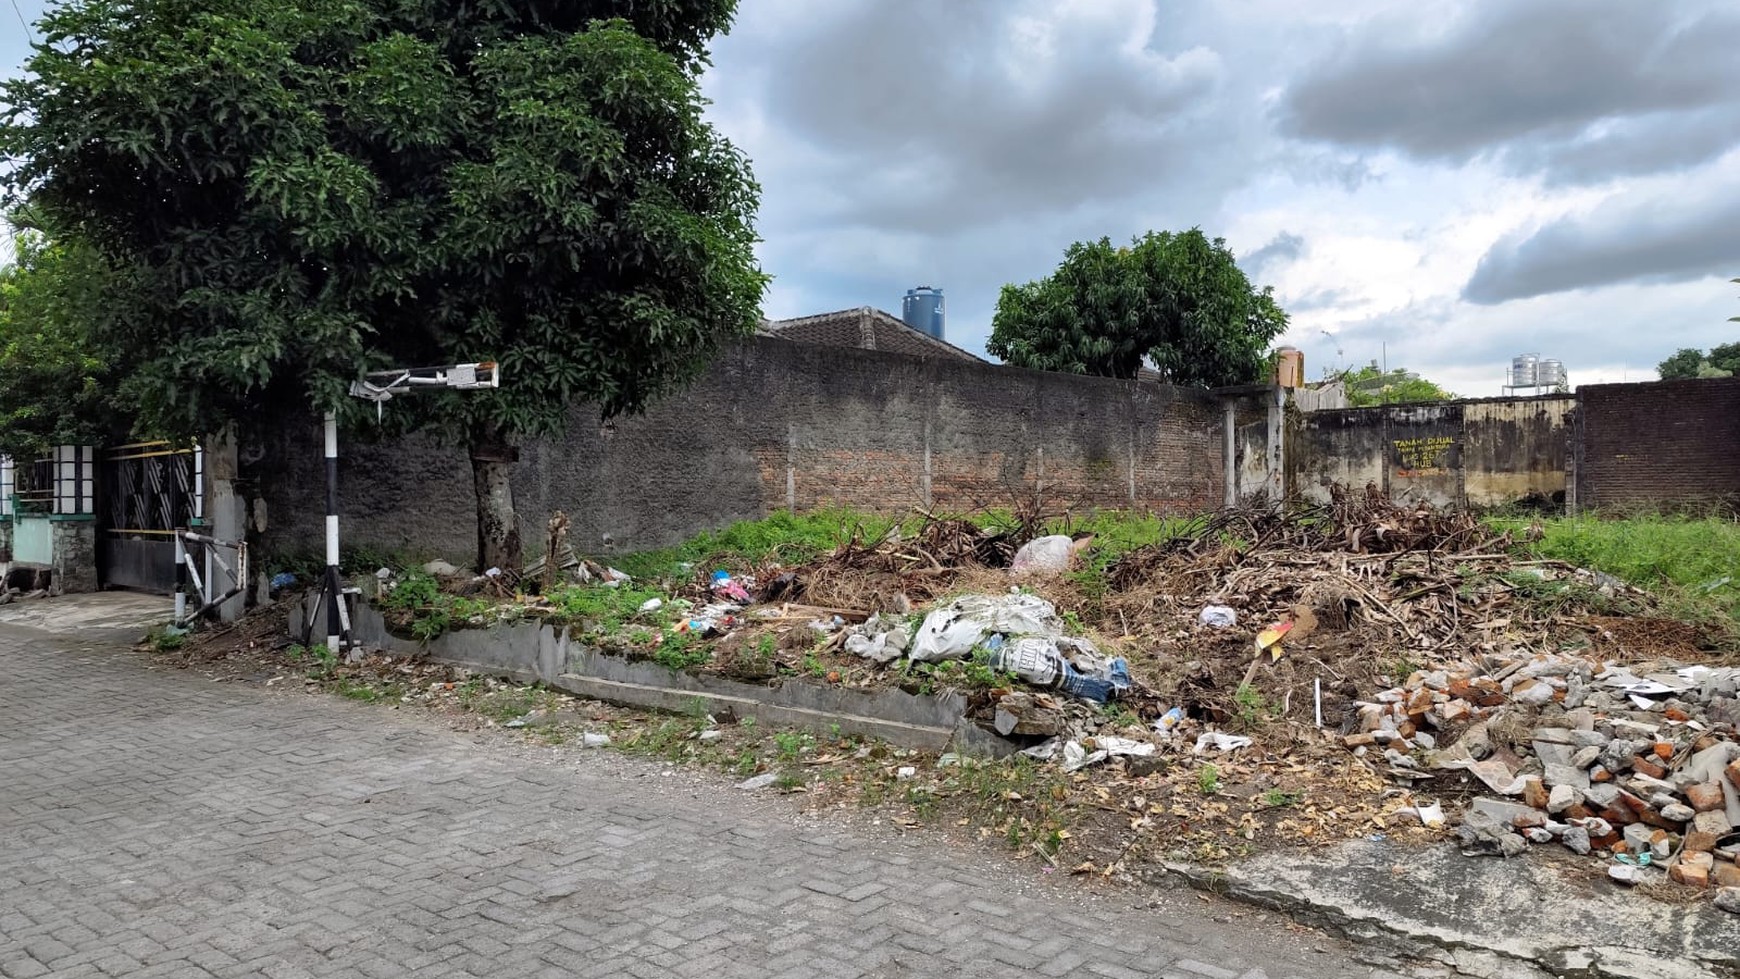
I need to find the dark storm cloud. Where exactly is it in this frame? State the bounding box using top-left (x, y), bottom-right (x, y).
top-left (753, 1), bottom-right (1237, 233)
top-left (1279, 0), bottom-right (1740, 181)
top-left (1240, 231), bottom-right (1304, 280)
top-left (1463, 189), bottom-right (1740, 304)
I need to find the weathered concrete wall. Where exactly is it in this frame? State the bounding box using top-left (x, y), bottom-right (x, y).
top-left (245, 339), bottom-right (1259, 566)
top-left (1290, 395), bottom-right (1573, 509)
top-left (1576, 378), bottom-right (1740, 512)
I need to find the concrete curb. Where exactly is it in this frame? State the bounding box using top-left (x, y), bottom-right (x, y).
top-left (293, 599), bottom-right (1017, 755)
top-left (1149, 841), bottom-right (1740, 979)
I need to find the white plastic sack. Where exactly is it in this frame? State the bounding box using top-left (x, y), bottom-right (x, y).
top-left (909, 593), bottom-right (1060, 662)
top-left (1010, 535), bottom-right (1075, 575)
top-left (991, 636), bottom-right (1065, 686)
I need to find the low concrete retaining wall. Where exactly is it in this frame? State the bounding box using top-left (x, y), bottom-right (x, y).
top-left (293, 599), bottom-right (1014, 755)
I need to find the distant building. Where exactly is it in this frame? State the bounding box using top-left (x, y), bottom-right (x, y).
top-left (759, 307), bottom-right (985, 363)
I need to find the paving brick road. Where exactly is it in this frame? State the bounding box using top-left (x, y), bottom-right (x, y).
top-left (0, 619), bottom-right (1422, 979)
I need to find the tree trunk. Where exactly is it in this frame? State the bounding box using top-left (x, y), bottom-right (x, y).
top-left (470, 428), bottom-right (522, 573)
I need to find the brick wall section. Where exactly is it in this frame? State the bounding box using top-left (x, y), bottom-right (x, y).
top-left (244, 339), bottom-right (1247, 564)
top-left (1577, 378), bottom-right (1740, 510)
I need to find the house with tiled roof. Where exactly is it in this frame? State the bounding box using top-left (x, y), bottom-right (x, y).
top-left (758, 306), bottom-right (986, 363)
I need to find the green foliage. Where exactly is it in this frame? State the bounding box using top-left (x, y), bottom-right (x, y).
top-left (146, 627), bottom-right (188, 653)
top-left (2, 0), bottom-right (766, 450)
top-left (611, 508), bottom-right (896, 580)
top-left (1261, 789), bottom-right (1301, 809)
top-left (1500, 515), bottom-right (1740, 622)
top-left (1233, 683), bottom-right (1270, 729)
top-left (375, 570), bottom-right (497, 640)
top-left (986, 229), bottom-right (1288, 386)
top-left (286, 642), bottom-right (339, 677)
top-left (0, 224), bottom-right (132, 459)
top-left (652, 630), bottom-right (711, 672)
top-left (1335, 363), bottom-right (1457, 406)
top-left (1197, 764), bottom-right (1221, 796)
top-left (905, 649), bottom-right (1016, 695)
top-left (1657, 342), bottom-right (1739, 380)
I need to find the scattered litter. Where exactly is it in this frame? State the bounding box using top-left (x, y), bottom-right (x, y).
top-left (1193, 733), bottom-right (1254, 753)
top-left (896, 766), bottom-right (917, 780)
top-left (1154, 706), bottom-right (1186, 735)
top-left (1415, 801), bottom-right (1445, 829)
top-left (581, 732), bottom-right (611, 748)
top-left (1198, 605), bottom-right (1237, 628)
top-left (737, 772), bottom-right (778, 790)
top-left (640, 598), bottom-right (663, 612)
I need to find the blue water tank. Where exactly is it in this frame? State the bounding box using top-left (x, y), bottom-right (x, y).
top-left (902, 286), bottom-right (945, 340)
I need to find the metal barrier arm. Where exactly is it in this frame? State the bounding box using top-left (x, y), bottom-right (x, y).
top-left (174, 530), bottom-right (249, 627)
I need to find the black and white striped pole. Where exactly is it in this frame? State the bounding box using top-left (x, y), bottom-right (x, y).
top-left (322, 363), bottom-right (500, 652)
top-left (324, 411), bottom-right (343, 652)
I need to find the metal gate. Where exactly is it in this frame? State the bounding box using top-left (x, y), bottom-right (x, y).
top-left (98, 442), bottom-right (201, 592)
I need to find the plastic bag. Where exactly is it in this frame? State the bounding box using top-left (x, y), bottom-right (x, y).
top-left (843, 613), bottom-right (911, 664)
top-left (909, 593), bottom-right (1060, 662)
top-left (1198, 605), bottom-right (1237, 628)
top-left (1010, 535), bottom-right (1075, 575)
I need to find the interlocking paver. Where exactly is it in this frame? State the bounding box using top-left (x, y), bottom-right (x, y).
top-left (0, 620), bottom-right (1422, 979)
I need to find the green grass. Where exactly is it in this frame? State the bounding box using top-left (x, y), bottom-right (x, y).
top-left (1498, 515), bottom-right (1740, 622)
top-left (609, 508), bottom-right (899, 580)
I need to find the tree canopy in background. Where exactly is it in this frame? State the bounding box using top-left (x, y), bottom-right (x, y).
top-left (986, 230), bottom-right (1288, 387)
top-left (1658, 343), bottom-right (1740, 380)
top-left (0, 221), bottom-right (130, 461)
top-left (1, 0), bottom-right (767, 567)
top-left (1333, 363), bottom-right (1457, 407)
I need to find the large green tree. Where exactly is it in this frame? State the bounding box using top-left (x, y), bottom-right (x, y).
top-left (986, 230), bottom-right (1288, 386)
top-left (0, 221), bottom-right (131, 461)
top-left (1334, 364), bottom-right (1457, 406)
top-left (2, 0), bottom-right (767, 569)
top-left (1658, 343), bottom-right (1740, 380)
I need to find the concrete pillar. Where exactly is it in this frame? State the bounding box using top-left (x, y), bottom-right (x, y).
top-left (50, 518), bottom-right (97, 594)
top-left (1266, 387), bottom-right (1286, 505)
top-left (205, 430), bottom-right (248, 622)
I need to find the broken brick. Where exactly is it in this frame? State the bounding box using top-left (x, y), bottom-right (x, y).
top-left (1600, 804), bottom-right (1638, 827)
top-left (1671, 851), bottom-right (1714, 888)
top-left (1632, 756), bottom-right (1667, 780)
top-left (1727, 759), bottom-right (1740, 790)
top-left (1590, 765), bottom-right (1613, 783)
top-left (1653, 742), bottom-right (1674, 761)
top-left (1715, 863), bottom-right (1740, 889)
top-left (1523, 778), bottom-right (1549, 811)
top-left (1344, 732), bottom-right (1378, 748)
top-left (1687, 782), bottom-right (1727, 813)
top-left (1687, 812), bottom-right (1733, 853)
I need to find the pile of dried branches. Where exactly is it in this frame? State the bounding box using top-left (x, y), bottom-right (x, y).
top-left (794, 514), bottom-right (1026, 610)
top-left (1101, 489), bottom-right (1669, 669)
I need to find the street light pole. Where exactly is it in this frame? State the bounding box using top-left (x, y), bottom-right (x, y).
top-left (312, 362), bottom-right (500, 652)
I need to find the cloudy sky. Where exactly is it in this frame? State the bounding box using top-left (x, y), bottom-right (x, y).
top-left (7, 0), bottom-right (1740, 393)
top-left (701, 0), bottom-right (1740, 393)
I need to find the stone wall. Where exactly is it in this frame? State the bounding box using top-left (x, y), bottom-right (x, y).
top-left (243, 338), bottom-right (1258, 566)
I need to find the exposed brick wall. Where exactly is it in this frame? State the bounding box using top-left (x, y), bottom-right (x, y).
top-left (244, 339), bottom-right (1249, 565)
top-left (1577, 378), bottom-right (1740, 511)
